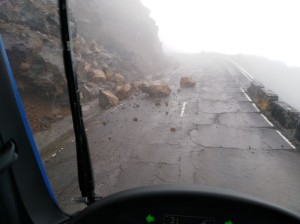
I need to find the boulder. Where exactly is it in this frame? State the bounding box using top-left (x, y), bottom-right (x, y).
top-left (140, 80), bottom-right (171, 97)
top-left (98, 89), bottom-right (119, 109)
top-left (89, 69), bottom-right (106, 83)
top-left (103, 68), bottom-right (114, 81)
top-left (132, 80), bottom-right (142, 91)
top-left (112, 73), bottom-right (125, 85)
top-left (180, 77), bottom-right (196, 88)
top-left (116, 83), bottom-right (132, 100)
top-left (76, 61), bottom-right (91, 82)
top-left (80, 82), bottom-right (99, 100)
top-left (89, 40), bottom-right (101, 53)
top-left (20, 62), bottom-right (30, 71)
top-left (98, 81), bottom-right (116, 92)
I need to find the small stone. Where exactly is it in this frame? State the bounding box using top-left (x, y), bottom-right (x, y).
top-left (133, 117), bottom-right (138, 122)
top-left (170, 128), bottom-right (176, 132)
top-left (155, 102), bottom-right (161, 106)
top-left (166, 112), bottom-right (169, 115)
top-left (102, 121), bottom-right (107, 126)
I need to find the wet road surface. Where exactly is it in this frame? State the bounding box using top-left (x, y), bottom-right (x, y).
top-left (44, 58), bottom-right (300, 214)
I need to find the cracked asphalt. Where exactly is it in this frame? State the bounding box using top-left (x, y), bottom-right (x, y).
top-left (44, 58), bottom-right (300, 214)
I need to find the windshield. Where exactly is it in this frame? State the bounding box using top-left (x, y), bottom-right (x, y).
top-left (1, 0), bottom-right (300, 215)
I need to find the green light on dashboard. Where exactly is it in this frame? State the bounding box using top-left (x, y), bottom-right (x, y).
top-left (146, 214), bottom-right (155, 223)
top-left (224, 220), bottom-right (233, 224)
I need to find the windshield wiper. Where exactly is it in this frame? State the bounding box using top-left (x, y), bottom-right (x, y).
top-left (58, 0), bottom-right (98, 205)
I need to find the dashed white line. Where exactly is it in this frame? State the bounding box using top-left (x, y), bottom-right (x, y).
top-left (242, 73), bottom-right (253, 82)
top-left (239, 87), bottom-right (245, 93)
top-left (252, 103), bottom-right (260, 112)
top-left (243, 92), bottom-right (252, 102)
top-left (180, 102), bottom-right (187, 117)
top-left (276, 130), bottom-right (296, 149)
top-left (261, 114), bottom-right (274, 127)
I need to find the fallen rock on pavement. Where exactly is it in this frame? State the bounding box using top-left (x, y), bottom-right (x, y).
top-left (180, 77), bottom-right (196, 88)
top-left (112, 73), bottom-right (125, 85)
top-left (98, 89), bottom-right (119, 109)
top-left (132, 80), bottom-right (142, 91)
top-left (89, 69), bottom-right (106, 83)
top-left (81, 82), bottom-right (99, 100)
top-left (140, 80), bottom-right (171, 97)
top-left (103, 68), bottom-right (114, 81)
top-left (116, 83), bottom-right (132, 100)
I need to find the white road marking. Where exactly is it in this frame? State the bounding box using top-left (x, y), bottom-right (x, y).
top-left (239, 87), bottom-right (245, 93)
top-left (252, 103), bottom-right (260, 112)
top-left (261, 114), bottom-right (274, 127)
top-left (243, 92), bottom-right (252, 102)
top-left (276, 130), bottom-right (296, 149)
top-left (180, 102), bottom-right (187, 117)
top-left (242, 73), bottom-right (253, 82)
top-left (227, 58), bottom-right (254, 81)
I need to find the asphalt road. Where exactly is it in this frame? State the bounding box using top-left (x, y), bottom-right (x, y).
top-left (44, 58), bottom-right (300, 214)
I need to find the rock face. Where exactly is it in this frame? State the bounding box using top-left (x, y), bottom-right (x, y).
top-left (140, 80), bottom-right (171, 97)
top-left (0, 0), bottom-right (167, 103)
top-left (180, 77), bottom-right (196, 88)
top-left (69, 0), bottom-right (167, 79)
top-left (98, 89), bottom-right (119, 108)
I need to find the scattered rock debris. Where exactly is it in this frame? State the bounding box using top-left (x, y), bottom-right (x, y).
top-left (180, 77), bottom-right (196, 88)
top-left (133, 117), bottom-right (138, 122)
top-left (155, 101), bottom-right (161, 106)
top-left (170, 127), bottom-right (176, 132)
top-left (166, 112), bottom-right (169, 115)
top-left (102, 121), bottom-right (107, 126)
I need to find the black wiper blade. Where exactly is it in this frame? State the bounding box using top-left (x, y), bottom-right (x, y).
top-left (58, 0), bottom-right (97, 205)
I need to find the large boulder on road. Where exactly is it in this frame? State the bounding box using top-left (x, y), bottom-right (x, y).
top-left (89, 69), bottom-right (106, 83)
top-left (81, 82), bottom-right (99, 100)
top-left (132, 80), bottom-right (142, 91)
top-left (98, 89), bottom-right (119, 108)
top-left (140, 80), bottom-right (171, 97)
top-left (112, 73), bottom-right (125, 85)
top-left (116, 83), bottom-right (132, 100)
top-left (180, 77), bottom-right (196, 88)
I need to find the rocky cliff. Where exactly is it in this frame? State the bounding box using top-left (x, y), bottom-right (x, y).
top-left (69, 0), bottom-right (165, 79)
top-left (0, 0), bottom-right (166, 103)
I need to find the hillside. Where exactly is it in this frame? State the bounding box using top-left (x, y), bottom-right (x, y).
top-left (0, 0), bottom-right (167, 131)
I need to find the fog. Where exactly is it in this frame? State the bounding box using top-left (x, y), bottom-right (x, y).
top-left (141, 0), bottom-right (300, 67)
top-left (141, 0), bottom-right (300, 110)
